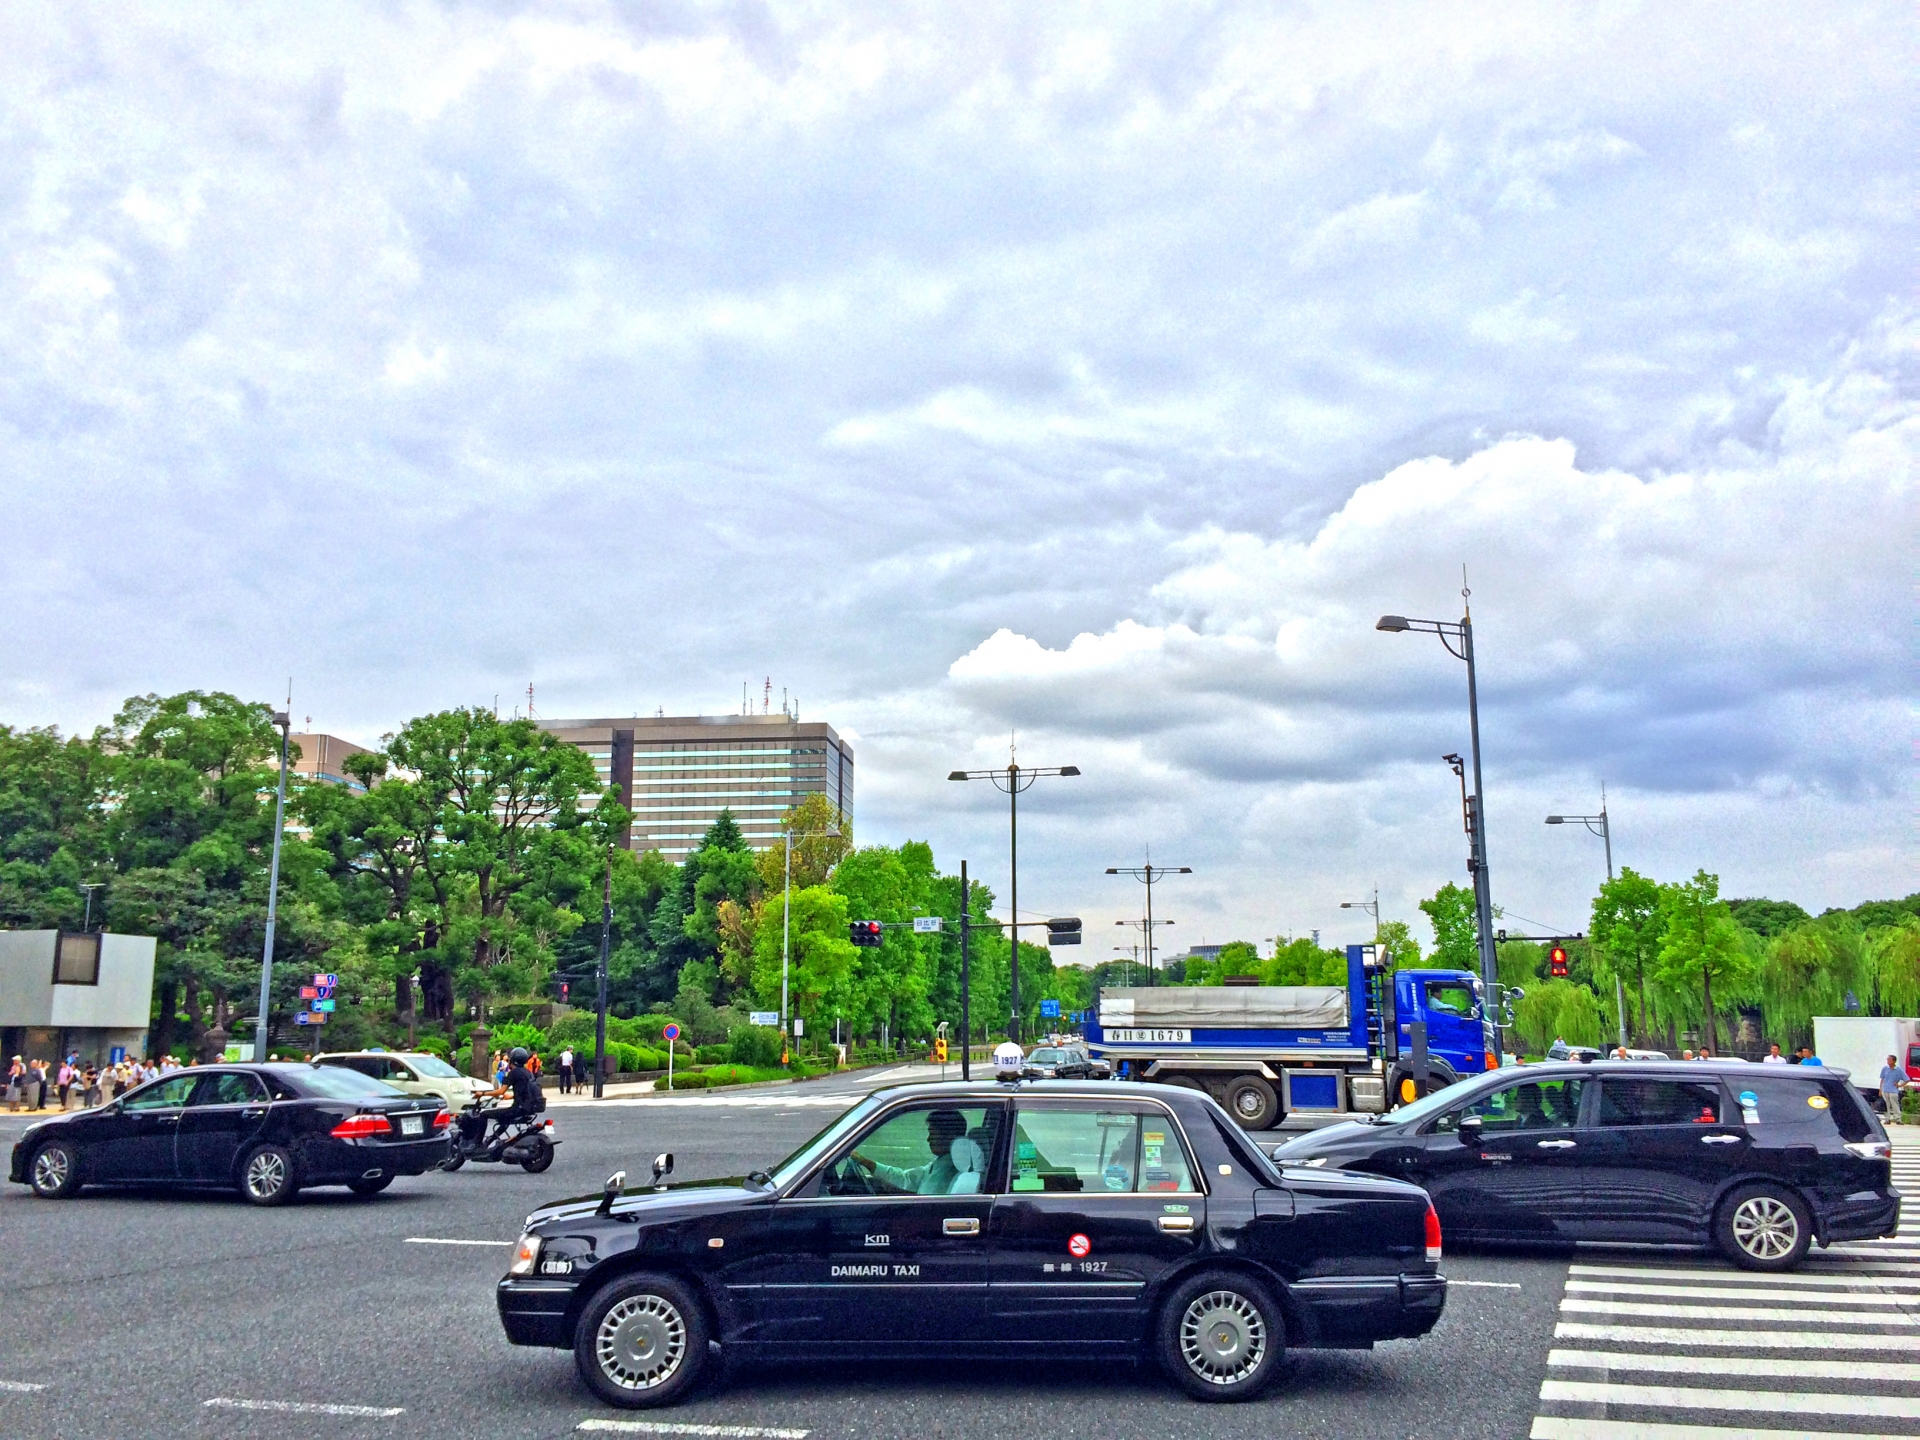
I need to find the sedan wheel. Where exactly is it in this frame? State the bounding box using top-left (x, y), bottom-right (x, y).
top-left (575, 1274), bottom-right (710, 1408)
top-left (30, 1141), bottom-right (81, 1198)
top-left (240, 1144), bottom-right (298, 1207)
top-left (1157, 1271), bottom-right (1282, 1402)
top-left (1717, 1184), bottom-right (1811, 1270)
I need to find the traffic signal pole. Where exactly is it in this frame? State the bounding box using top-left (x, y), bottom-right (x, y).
top-left (960, 860), bottom-right (970, 1081)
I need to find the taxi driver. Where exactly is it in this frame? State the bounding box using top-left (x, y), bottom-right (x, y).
top-left (851, 1108), bottom-right (975, 1195)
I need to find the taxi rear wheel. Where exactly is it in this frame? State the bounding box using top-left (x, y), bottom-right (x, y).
top-left (1156, 1270), bottom-right (1284, 1402)
top-left (575, 1273), bottom-right (710, 1408)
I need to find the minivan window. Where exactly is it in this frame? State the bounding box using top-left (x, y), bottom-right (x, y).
top-left (1740, 1078), bottom-right (1873, 1141)
top-left (1597, 1079), bottom-right (1723, 1126)
top-left (1433, 1076), bottom-right (1584, 1133)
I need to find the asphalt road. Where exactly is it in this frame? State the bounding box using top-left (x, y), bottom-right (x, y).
top-left (0, 1072), bottom-right (1565, 1440)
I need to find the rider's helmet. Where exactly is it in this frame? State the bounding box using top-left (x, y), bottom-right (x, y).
top-left (509, 1047), bottom-right (531, 1065)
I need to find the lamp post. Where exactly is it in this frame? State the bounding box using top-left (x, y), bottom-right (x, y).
top-left (949, 758), bottom-right (1079, 1042)
top-left (1113, 943), bottom-right (1142, 987)
top-left (780, 820), bottom-right (843, 1065)
top-left (1377, 597), bottom-right (1502, 1062)
top-left (1105, 864), bottom-right (1190, 985)
top-left (1115, 917), bottom-right (1174, 981)
top-left (252, 705), bottom-right (292, 1066)
top-left (78, 883), bottom-right (102, 934)
top-left (1547, 792), bottom-right (1626, 1049)
top-left (593, 849), bottom-right (612, 1100)
top-left (1340, 889), bottom-right (1381, 957)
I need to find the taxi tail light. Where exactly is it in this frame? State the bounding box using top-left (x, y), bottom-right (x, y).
top-left (330, 1112), bottom-right (394, 1139)
top-left (1424, 1202), bottom-right (1443, 1262)
top-left (431, 1109), bottom-right (452, 1130)
top-left (1845, 1140), bottom-right (1893, 1160)
top-left (509, 1234), bottom-right (542, 1276)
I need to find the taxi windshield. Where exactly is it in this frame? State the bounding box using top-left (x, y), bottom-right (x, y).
top-left (1028, 1049), bottom-right (1064, 1064)
top-left (767, 1095), bottom-right (886, 1189)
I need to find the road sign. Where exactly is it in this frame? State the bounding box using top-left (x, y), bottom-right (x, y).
top-left (750, 1011), bottom-right (779, 1027)
top-left (792, 1018), bottom-right (804, 1038)
top-left (662, 1023), bottom-right (681, 1042)
top-left (912, 916), bottom-right (943, 934)
top-left (313, 973), bottom-right (338, 988)
top-left (1040, 999), bottom-right (1061, 1017)
top-left (313, 999), bottom-right (335, 1013)
top-left (299, 986), bottom-right (318, 1000)
top-left (315, 985), bottom-right (336, 1000)
top-left (295, 1011), bottom-right (327, 1026)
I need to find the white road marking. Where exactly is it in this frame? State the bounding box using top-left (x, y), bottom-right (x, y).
top-left (1532, 1420), bottom-right (1912, 1440)
top-left (1573, 1263), bottom-right (1920, 1288)
top-left (0, 1381), bottom-right (47, 1392)
top-left (577, 1422), bottom-right (810, 1438)
top-left (1449, 1279), bottom-right (1524, 1289)
top-left (1566, 1279), bottom-right (1916, 1305)
top-left (1560, 1297), bottom-right (1916, 1324)
top-left (1537, 1379), bottom-right (1920, 1420)
top-left (1549, 1347), bottom-right (1920, 1381)
top-left (1555, 1321), bottom-right (1920, 1350)
top-left (203, 1398), bottom-right (404, 1417)
top-left (404, 1237), bottom-right (512, 1247)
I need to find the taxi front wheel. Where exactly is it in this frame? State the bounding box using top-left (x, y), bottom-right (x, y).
top-left (575, 1273), bottom-right (710, 1408)
top-left (1156, 1270), bottom-right (1284, 1402)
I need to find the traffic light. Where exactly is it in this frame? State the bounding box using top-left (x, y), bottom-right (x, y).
top-left (1046, 917), bottom-right (1083, 946)
top-left (1549, 945), bottom-right (1569, 978)
top-left (849, 920), bottom-right (884, 947)
top-left (933, 1037), bottom-right (948, 1063)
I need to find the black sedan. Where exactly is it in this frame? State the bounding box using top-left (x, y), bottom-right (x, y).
top-left (497, 1078), bottom-right (1446, 1407)
top-left (8, 1063), bottom-right (450, 1205)
top-left (1270, 1060), bottom-right (1898, 1270)
top-left (1021, 1045), bottom-right (1099, 1079)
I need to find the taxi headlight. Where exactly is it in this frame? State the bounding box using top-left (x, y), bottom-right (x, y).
top-left (509, 1234), bottom-right (542, 1276)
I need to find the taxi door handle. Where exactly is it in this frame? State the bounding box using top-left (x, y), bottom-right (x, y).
top-left (1157, 1215), bottom-right (1197, 1232)
top-left (1701, 1134), bottom-right (1744, 1145)
top-left (1535, 1139), bottom-right (1576, 1150)
top-left (242, 1108), bottom-right (267, 1118)
top-left (943, 1217), bottom-right (980, 1235)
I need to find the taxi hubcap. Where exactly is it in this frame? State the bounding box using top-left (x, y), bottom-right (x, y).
top-left (597, 1294), bottom-right (686, 1391)
top-left (33, 1147), bottom-right (69, 1191)
top-left (1733, 1195), bottom-right (1798, 1259)
top-left (1180, 1290), bottom-right (1266, 1384)
top-left (246, 1152), bottom-right (286, 1197)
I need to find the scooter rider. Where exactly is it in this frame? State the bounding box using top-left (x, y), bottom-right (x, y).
top-left (483, 1047), bottom-right (541, 1148)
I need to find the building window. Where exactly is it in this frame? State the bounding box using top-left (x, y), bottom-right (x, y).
top-left (54, 932), bottom-right (101, 986)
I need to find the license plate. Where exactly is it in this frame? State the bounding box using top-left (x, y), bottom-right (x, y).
top-left (1104, 1028), bottom-right (1190, 1044)
top-left (399, 1115), bottom-right (424, 1135)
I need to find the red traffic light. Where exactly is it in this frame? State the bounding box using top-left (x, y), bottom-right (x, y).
top-left (849, 920), bottom-right (884, 947)
top-left (1549, 945), bottom-right (1569, 978)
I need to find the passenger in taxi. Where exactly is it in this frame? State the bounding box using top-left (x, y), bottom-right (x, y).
top-left (850, 1108), bottom-right (980, 1195)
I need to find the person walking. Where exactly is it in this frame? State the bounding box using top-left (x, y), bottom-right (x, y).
top-left (1880, 1054), bottom-right (1906, 1125)
top-left (558, 1047), bottom-right (575, 1095)
top-left (5, 1057), bottom-right (24, 1112)
top-left (31, 1060), bottom-right (49, 1110)
top-left (82, 1065), bottom-right (101, 1108)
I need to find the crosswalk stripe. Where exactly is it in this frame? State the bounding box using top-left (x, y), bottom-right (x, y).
top-left (1555, 1322), bottom-right (1920, 1350)
top-left (1547, 1347), bottom-right (1920, 1382)
top-left (1537, 1379), bottom-right (1920, 1419)
top-left (1532, 1420), bottom-right (1913, 1440)
top-left (1571, 1263), bottom-right (1920, 1288)
top-left (1566, 1279), bottom-right (1917, 1305)
top-left (1560, 1297), bottom-right (1916, 1324)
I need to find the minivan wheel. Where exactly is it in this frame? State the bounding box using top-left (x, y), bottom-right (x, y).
top-left (1223, 1076), bottom-right (1280, 1130)
top-left (240, 1144), bottom-right (299, 1206)
top-left (1716, 1184), bottom-right (1811, 1271)
top-left (575, 1273), bottom-right (710, 1408)
top-left (1156, 1270), bottom-right (1283, 1402)
top-left (30, 1140), bottom-right (81, 1198)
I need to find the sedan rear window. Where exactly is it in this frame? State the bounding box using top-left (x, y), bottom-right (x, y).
top-left (1597, 1080), bottom-right (1724, 1126)
top-left (293, 1066), bottom-right (406, 1100)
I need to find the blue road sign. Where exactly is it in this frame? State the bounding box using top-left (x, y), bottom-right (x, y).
top-left (1040, 999), bottom-right (1061, 1018)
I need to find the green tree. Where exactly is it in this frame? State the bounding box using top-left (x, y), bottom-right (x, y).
top-left (1497, 939), bottom-right (1544, 992)
top-left (1419, 883), bottom-right (1478, 971)
top-left (1377, 918), bottom-right (1422, 970)
top-left (1590, 867), bottom-right (1663, 1045)
top-left (1553, 986), bottom-right (1606, 1049)
top-left (1655, 870), bottom-right (1755, 1053)
top-left (1874, 920), bottom-right (1920, 1016)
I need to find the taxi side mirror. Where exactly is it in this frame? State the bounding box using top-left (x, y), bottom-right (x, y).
top-left (1457, 1114), bottom-right (1484, 1149)
top-left (597, 1169), bottom-right (627, 1216)
top-left (652, 1152), bottom-right (674, 1186)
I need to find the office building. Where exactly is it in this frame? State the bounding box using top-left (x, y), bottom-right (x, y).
top-left (0, 930), bottom-right (158, 1066)
top-left (539, 714), bottom-right (853, 857)
top-left (290, 733), bottom-right (374, 792)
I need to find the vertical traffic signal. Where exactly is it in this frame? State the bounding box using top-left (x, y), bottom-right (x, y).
top-left (1549, 945), bottom-right (1569, 978)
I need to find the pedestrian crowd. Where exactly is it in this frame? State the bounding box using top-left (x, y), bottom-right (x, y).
top-left (6, 1052), bottom-right (183, 1112)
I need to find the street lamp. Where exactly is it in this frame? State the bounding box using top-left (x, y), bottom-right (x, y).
top-left (78, 883), bottom-right (102, 934)
top-left (1116, 917), bottom-right (1174, 981)
top-left (1105, 864), bottom-right (1190, 986)
top-left (253, 703), bottom-right (293, 1066)
top-left (1340, 888), bottom-right (1381, 956)
top-left (949, 758), bottom-right (1079, 1042)
top-left (1377, 593), bottom-right (1503, 1061)
top-left (1546, 791), bottom-right (1626, 1049)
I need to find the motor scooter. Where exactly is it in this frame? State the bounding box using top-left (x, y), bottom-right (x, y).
top-left (440, 1098), bottom-right (558, 1173)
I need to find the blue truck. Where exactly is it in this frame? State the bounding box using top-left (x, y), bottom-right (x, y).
top-left (1084, 944), bottom-right (1497, 1129)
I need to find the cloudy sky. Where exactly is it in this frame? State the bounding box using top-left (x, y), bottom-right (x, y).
top-left (2, 3), bottom-right (1910, 954)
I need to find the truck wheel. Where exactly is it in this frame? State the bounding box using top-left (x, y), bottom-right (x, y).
top-left (1223, 1076), bottom-right (1279, 1130)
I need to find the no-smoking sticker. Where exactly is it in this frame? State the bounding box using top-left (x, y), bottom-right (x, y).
top-left (1067, 1233), bottom-right (1091, 1258)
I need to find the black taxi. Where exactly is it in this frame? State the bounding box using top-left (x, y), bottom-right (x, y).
top-left (496, 1079), bottom-right (1446, 1407)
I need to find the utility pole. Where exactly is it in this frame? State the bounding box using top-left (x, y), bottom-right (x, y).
top-left (959, 860), bottom-right (971, 1081)
top-left (593, 849), bottom-right (612, 1099)
top-left (1548, 789), bottom-right (1624, 1048)
top-left (252, 702), bottom-right (292, 1065)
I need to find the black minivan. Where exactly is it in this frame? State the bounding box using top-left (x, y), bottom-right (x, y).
top-left (1269, 1061), bottom-right (1898, 1270)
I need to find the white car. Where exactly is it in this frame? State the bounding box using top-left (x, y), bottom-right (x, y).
top-left (313, 1051), bottom-right (489, 1111)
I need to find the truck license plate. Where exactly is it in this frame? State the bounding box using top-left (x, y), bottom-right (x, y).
top-left (1104, 1028), bottom-right (1190, 1044)
top-left (399, 1115), bottom-right (424, 1135)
